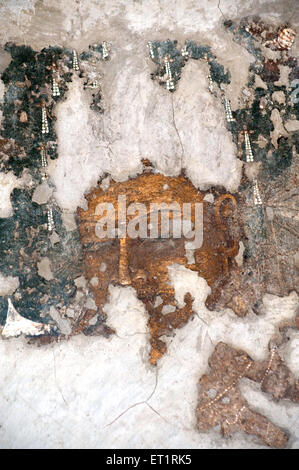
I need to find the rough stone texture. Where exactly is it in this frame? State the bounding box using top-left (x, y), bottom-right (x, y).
top-left (196, 342), bottom-right (298, 448)
top-left (0, 0), bottom-right (298, 450)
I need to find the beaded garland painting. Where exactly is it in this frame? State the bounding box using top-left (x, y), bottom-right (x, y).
top-left (0, 42), bottom-right (111, 332)
top-left (0, 17), bottom-right (298, 447)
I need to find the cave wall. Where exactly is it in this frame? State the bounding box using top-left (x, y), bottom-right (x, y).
top-left (0, 0), bottom-right (298, 449)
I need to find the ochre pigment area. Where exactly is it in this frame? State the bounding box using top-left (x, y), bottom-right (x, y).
top-left (78, 173), bottom-right (239, 364)
top-left (197, 342), bottom-right (299, 447)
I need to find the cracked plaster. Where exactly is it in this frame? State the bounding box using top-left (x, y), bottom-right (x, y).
top-left (0, 0), bottom-right (298, 450)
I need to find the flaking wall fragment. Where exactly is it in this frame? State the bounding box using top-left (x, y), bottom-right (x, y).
top-left (0, 0), bottom-right (298, 450)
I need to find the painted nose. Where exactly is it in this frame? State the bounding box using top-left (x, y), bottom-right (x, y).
top-left (118, 238), bottom-right (131, 285)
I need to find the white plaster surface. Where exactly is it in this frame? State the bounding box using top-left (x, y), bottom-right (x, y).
top-left (48, 75), bottom-right (111, 212)
top-left (0, 0), bottom-right (298, 450)
top-left (2, 299), bottom-right (51, 338)
top-left (1, 0), bottom-right (298, 215)
top-left (0, 273), bottom-right (19, 296)
top-left (0, 171), bottom-right (25, 218)
top-left (50, 59), bottom-right (241, 213)
top-left (0, 286), bottom-right (298, 449)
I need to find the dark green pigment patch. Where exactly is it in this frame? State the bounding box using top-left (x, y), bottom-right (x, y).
top-left (224, 18), bottom-right (263, 62)
top-left (148, 40), bottom-right (185, 92)
top-left (82, 43), bottom-right (109, 59)
top-left (185, 41), bottom-right (230, 86)
top-left (79, 51), bottom-right (93, 61)
top-left (224, 17), bottom-right (298, 216)
top-left (1, 44), bottom-right (73, 176)
top-left (0, 43), bottom-right (109, 175)
top-left (0, 188), bottom-right (83, 326)
top-left (148, 40), bottom-right (230, 92)
top-left (219, 17), bottom-right (299, 306)
top-left (79, 44), bottom-right (110, 113)
top-left (224, 19), bottom-right (298, 181)
top-left (0, 43), bottom-right (111, 330)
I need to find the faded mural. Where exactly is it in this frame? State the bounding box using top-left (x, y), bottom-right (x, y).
top-left (0, 9), bottom-right (298, 448)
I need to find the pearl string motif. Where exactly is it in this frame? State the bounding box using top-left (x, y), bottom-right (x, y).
top-left (244, 130), bottom-right (254, 162)
top-left (181, 45), bottom-right (189, 58)
top-left (42, 43), bottom-right (110, 234)
top-left (47, 206), bottom-right (54, 232)
top-left (102, 41), bottom-right (109, 59)
top-left (225, 405), bottom-right (247, 427)
top-left (41, 146), bottom-right (47, 168)
top-left (147, 41), bottom-right (155, 60)
top-left (198, 362), bottom-right (252, 412)
top-left (207, 72), bottom-right (213, 93)
top-left (240, 127), bottom-right (263, 205)
top-left (52, 75), bottom-right (60, 97)
top-left (40, 145), bottom-right (48, 181)
top-left (85, 80), bottom-right (98, 89)
top-left (41, 104), bottom-right (49, 134)
top-left (253, 178), bottom-right (263, 206)
top-left (224, 97), bottom-right (235, 123)
top-left (261, 347), bottom-right (277, 386)
top-left (164, 57), bottom-right (175, 91)
top-left (72, 50), bottom-right (79, 71)
top-left (40, 141), bottom-right (55, 232)
top-left (198, 345), bottom-right (281, 423)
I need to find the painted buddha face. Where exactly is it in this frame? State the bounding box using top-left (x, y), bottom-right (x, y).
top-left (78, 173), bottom-right (238, 364)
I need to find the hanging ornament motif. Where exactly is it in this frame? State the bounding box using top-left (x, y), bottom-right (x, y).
top-left (102, 41), bottom-right (109, 59)
top-left (223, 97), bottom-right (235, 123)
top-left (52, 76), bottom-right (60, 97)
top-left (90, 80), bottom-right (98, 88)
top-left (40, 145), bottom-right (48, 180)
top-left (51, 64), bottom-right (60, 97)
top-left (41, 104), bottom-right (49, 134)
top-left (147, 40), bottom-right (188, 92)
top-left (244, 130), bottom-right (254, 163)
top-left (253, 179), bottom-right (263, 206)
top-left (41, 146), bottom-right (47, 168)
top-left (207, 72), bottom-right (214, 93)
top-left (72, 50), bottom-right (79, 71)
top-left (181, 45), bottom-right (189, 59)
top-left (147, 41), bottom-right (155, 60)
top-left (84, 78), bottom-right (99, 89)
top-left (0, 43), bottom-right (116, 338)
top-left (147, 39), bottom-right (264, 211)
top-left (47, 206), bottom-right (54, 232)
top-left (164, 57), bottom-right (175, 91)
